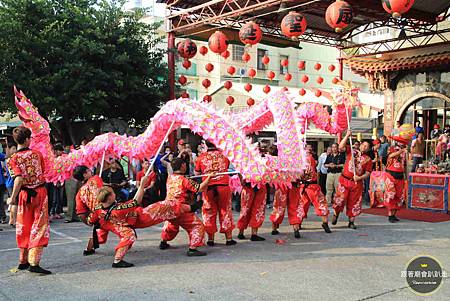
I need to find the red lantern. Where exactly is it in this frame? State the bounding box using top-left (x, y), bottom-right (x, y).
top-left (299, 88), bottom-right (306, 96)
top-left (244, 83), bottom-right (252, 92)
top-left (181, 92), bottom-right (189, 98)
top-left (382, 0), bottom-right (415, 18)
top-left (221, 50), bottom-right (230, 59)
top-left (284, 73), bottom-right (292, 81)
top-left (281, 11), bottom-right (307, 39)
top-left (203, 95), bottom-right (212, 103)
top-left (263, 85), bottom-right (271, 94)
top-left (298, 60), bottom-right (306, 70)
top-left (224, 81), bottom-right (232, 90)
top-left (301, 75), bottom-right (309, 83)
top-left (267, 70), bottom-right (275, 81)
top-left (182, 39), bottom-right (197, 59)
top-left (202, 79), bottom-right (211, 89)
top-left (205, 63), bottom-right (214, 73)
top-left (317, 76), bottom-right (324, 84)
top-left (247, 98), bottom-right (255, 106)
top-left (177, 41), bottom-right (186, 58)
top-left (199, 45), bottom-right (208, 56)
top-left (248, 68), bottom-right (256, 78)
top-left (325, 1), bottom-right (354, 33)
top-left (315, 90), bottom-right (322, 97)
top-left (314, 63), bottom-right (322, 71)
top-left (182, 59), bottom-right (191, 70)
top-left (178, 75), bottom-right (187, 85)
top-left (281, 59), bottom-right (289, 67)
top-left (332, 77), bottom-right (339, 84)
top-left (282, 87), bottom-right (289, 92)
top-left (208, 31), bottom-right (229, 54)
top-left (242, 52), bottom-right (251, 63)
top-left (262, 55), bottom-right (270, 65)
top-left (226, 96), bottom-right (235, 105)
top-left (227, 66), bottom-right (236, 75)
top-left (239, 21), bottom-right (263, 46)
top-left (329, 64), bottom-right (336, 72)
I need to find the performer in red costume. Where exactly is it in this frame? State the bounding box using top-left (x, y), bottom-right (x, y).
top-left (332, 130), bottom-right (372, 229)
top-left (160, 157), bottom-right (215, 256)
top-left (88, 173), bottom-right (196, 268)
top-left (73, 165), bottom-right (108, 256)
top-left (195, 140), bottom-right (236, 246)
top-left (298, 145), bottom-right (331, 233)
top-left (384, 136), bottom-right (408, 223)
top-left (7, 126), bottom-right (51, 274)
top-left (237, 181), bottom-right (267, 241)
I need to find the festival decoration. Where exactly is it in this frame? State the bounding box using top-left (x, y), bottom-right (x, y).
top-left (205, 63), bottom-right (214, 73)
top-left (226, 96), bottom-right (235, 105)
top-left (299, 88), bottom-right (306, 96)
top-left (181, 39), bottom-right (197, 59)
top-left (248, 68), bottom-right (256, 78)
top-left (182, 59), bottom-right (191, 70)
top-left (314, 63), bottom-right (322, 71)
top-left (202, 79), bottom-right (211, 89)
top-left (298, 60), bottom-right (306, 70)
top-left (301, 75), bottom-right (309, 83)
top-left (332, 77), bottom-right (339, 84)
top-left (381, 0), bottom-right (415, 18)
top-left (15, 80), bottom-right (355, 188)
top-left (247, 97), bottom-right (255, 106)
top-left (181, 91), bottom-right (189, 98)
top-left (178, 75), bottom-right (187, 85)
top-left (281, 59), bottom-right (289, 67)
top-left (199, 45), bottom-right (208, 56)
top-left (262, 56), bottom-right (270, 65)
top-left (203, 95), bottom-right (212, 103)
top-left (284, 73), bottom-right (292, 81)
top-left (315, 90), bottom-right (322, 97)
top-left (281, 11), bottom-right (307, 39)
top-left (224, 81), bottom-right (233, 90)
top-left (242, 52), bottom-right (251, 63)
top-left (208, 31), bottom-right (229, 54)
top-left (263, 85), bottom-right (271, 94)
top-left (267, 70), bottom-right (275, 81)
top-left (239, 21), bottom-right (263, 47)
top-left (317, 76), bottom-right (324, 84)
top-left (221, 50), bottom-right (230, 59)
top-left (177, 41), bottom-right (186, 58)
top-left (325, 0), bottom-right (354, 32)
top-left (329, 64), bottom-right (336, 72)
top-left (244, 83), bottom-right (252, 92)
top-left (227, 66), bottom-right (236, 75)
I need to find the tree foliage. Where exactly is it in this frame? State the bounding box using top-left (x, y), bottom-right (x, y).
top-left (0, 0), bottom-right (168, 142)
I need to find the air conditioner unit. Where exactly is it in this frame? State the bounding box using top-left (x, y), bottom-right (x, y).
top-left (238, 68), bottom-right (247, 76)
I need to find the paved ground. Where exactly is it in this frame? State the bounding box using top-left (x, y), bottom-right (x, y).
top-left (0, 207), bottom-right (449, 301)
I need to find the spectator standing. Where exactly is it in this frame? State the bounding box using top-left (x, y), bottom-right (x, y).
top-left (64, 176), bottom-right (82, 223)
top-left (411, 133), bottom-right (425, 172)
top-left (378, 135), bottom-right (389, 166)
top-left (324, 143), bottom-right (345, 205)
top-left (48, 144), bottom-right (65, 220)
top-left (5, 143), bottom-right (16, 227)
top-left (0, 145), bottom-right (7, 224)
top-left (101, 160), bottom-right (128, 200)
top-left (317, 146), bottom-right (331, 195)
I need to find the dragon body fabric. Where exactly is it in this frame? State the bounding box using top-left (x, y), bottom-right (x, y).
top-left (13, 87), bottom-right (353, 189)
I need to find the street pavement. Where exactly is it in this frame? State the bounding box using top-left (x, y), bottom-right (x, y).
top-left (0, 208), bottom-right (449, 301)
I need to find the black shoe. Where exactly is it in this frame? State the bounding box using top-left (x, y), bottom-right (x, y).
top-left (112, 260), bottom-right (134, 268)
top-left (237, 233), bottom-right (246, 240)
top-left (348, 222), bottom-right (357, 229)
top-left (271, 230), bottom-right (280, 235)
top-left (187, 249), bottom-right (207, 257)
top-left (322, 223), bottom-right (332, 233)
top-left (332, 214), bottom-right (339, 225)
top-left (83, 249), bottom-right (95, 256)
top-left (29, 265), bottom-right (52, 275)
top-left (10, 224), bottom-right (15, 228)
top-left (159, 241), bottom-right (170, 250)
top-left (294, 230), bottom-right (301, 239)
top-left (225, 239), bottom-right (237, 246)
top-left (206, 240), bottom-right (215, 247)
top-left (250, 235), bottom-right (265, 241)
top-left (190, 200), bottom-right (204, 212)
top-left (393, 216), bottom-right (400, 222)
top-left (388, 216), bottom-right (398, 223)
top-left (65, 220), bottom-right (74, 223)
top-left (18, 263), bottom-right (30, 270)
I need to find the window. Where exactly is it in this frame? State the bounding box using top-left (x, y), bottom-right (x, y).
top-left (257, 49), bottom-right (268, 70)
top-left (232, 44), bottom-right (245, 61)
top-left (280, 55), bottom-right (288, 74)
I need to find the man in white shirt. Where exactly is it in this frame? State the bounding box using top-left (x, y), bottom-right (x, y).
top-left (317, 146), bottom-right (331, 195)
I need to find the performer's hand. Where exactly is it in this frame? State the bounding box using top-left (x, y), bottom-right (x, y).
top-left (140, 175), bottom-right (149, 188)
top-left (353, 175), bottom-right (359, 182)
top-left (346, 130), bottom-right (352, 137)
top-left (6, 197), bottom-right (12, 205)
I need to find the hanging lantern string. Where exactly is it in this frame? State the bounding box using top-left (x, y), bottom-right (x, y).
top-left (177, 0), bottom-right (322, 39)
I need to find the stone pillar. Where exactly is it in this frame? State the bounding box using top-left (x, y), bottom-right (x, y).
top-left (383, 89), bottom-right (395, 136)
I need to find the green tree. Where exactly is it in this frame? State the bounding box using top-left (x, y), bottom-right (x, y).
top-left (0, 0), bottom-right (168, 143)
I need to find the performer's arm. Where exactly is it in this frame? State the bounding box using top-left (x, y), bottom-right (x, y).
top-left (354, 171), bottom-right (370, 182)
top-left (339, 130), bottom-right (351, 152)
top-left (7, 176), bottom-right (23, 206)
top-left (134, 175), bottom-right (149, 205)
top-left (198, 173), bottom-right (215, 192)
top-left (389, 147), bottom-right (407, 159)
